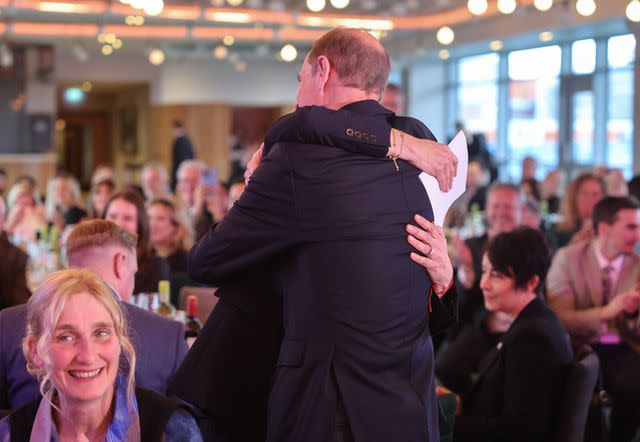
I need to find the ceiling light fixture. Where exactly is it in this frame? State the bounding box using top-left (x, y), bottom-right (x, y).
top-left (627, 0), bottom-right (640, 21)
top-left (280, 43), bottom-right (297, 62)
top-left (148, 48), bottom-right (165, 65)
top-left (438, 49), bottom-right (450, 60)
top-left (213, 45), bottom-right (229, 59)
top-left (223, 35), bottom-right (235, 45)
top-left (307, 0), bottom-right (326, 12)
top-left (436, 26), bottom-right (455, 45)
top-left (497, 0), bottom-right (516, 14)
top-left (533, 0), bottom-right (553, 11)
top-left (575, 0), bottom-right (596, 16)
top-left (467, 0), bottom-right (488, 15)
top-left (227, 0), bottom-right (245, 5)
top-left (489, 40), bottom-right (504, 51)
top-left (330, 0), bottom-right (350, 8)
top-left (539, 31), bottom-right (553, 42)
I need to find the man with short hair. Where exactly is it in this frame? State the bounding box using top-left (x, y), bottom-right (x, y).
top-left (547, 196), bottom-right (640, 442)
top-left (0, 219), bottom-right (188, 409)
top-left (181, 28), bottom-right (456, 442)
top-left (142, 162), bottom-right (170, 200)
top-left (381, 82), bottom-right (405, 115)
top-left (171, 120), bottom-right (195, 191)
top-left (0, 196), bottom-right (30, 311)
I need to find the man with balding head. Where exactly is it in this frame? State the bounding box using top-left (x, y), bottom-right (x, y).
top-left (0, 219), bottom-right (187, 409)
top-left (183, 28), bottom-right (456, 442)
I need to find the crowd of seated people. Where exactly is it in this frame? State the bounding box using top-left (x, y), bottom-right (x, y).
top-left (1, 148), bottom-right (640, 441)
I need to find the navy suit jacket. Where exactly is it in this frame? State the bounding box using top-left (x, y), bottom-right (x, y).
top-left (0, 301), bottom-right (188, 410)
top-left (454, 298), bottom-right (573, 442)
top-left (187, 100), bottom-right (457, 442)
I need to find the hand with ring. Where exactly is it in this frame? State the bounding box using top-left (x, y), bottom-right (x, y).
top-left (406, 214), bottom-right (454, 294)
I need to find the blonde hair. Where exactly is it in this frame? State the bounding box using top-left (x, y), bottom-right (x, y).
top-left (557, 172), bottom-right (606, 232)
top-left (7, 179), bottom-right (41, 209)
top-left (45, 174), bottom-right (83, 220)
top-left (66, 219), bottom-right (138, 260)
top-left (149, 195), bottom-right (194, 253)
top-left (22, 269), bottom-right (136, 412)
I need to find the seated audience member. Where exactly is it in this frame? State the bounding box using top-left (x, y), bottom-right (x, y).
top-left (148, 196), bottom-right (193, 274)
top-left (520, 177), bottom-right (541, 202)
top-left (547, 196), bottom-right (640, 442)
top-left (0, 197), bottom-right (30, 310)
top-left (176, 159), bottom-right (206, 219)
top-left (628, 175), bottom-right (640, 202)
top-left (4, 179), bottom-right (45, 243)
top-left (45, 173), bottom-right (87, 229)
top-left (0, 219), bottom-right (187, 410)
top-left (0, 169), bottom-right (7, 198)
top-left (194, 182), bottom-right (230, 239)
top-left (540, 169), bottom-right (563, 214)
top-left (436, 183), bottom-right (523, 394)
top-left (104, 190), bottom-right (170, 294)
top-left (380, 82), bottom-right (405, 115)
top-left (448, 228), bottom-right (573, 442)
top-left (0, 269), bottom-right (200, 442)
top-left (521, 155), bottom-right (538, 181)
top-left (142, 162), bottom-right (170, 201)
top-left (90, 165), bottom-right (114, 187)
top-left (550, 172), bottom-right (605, 248)
top-left (227, 178), bottom-right (246, 207)
top-left (87, 177), bottom-right (115, 218)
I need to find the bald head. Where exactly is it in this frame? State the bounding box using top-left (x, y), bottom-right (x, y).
top-left (307, 28), bottom-right (390, 97)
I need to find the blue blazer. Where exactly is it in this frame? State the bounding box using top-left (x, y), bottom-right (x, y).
top-left (187, 100), bottom-right (457, 442)
top-left (0, 301), bottom-right (188, 410)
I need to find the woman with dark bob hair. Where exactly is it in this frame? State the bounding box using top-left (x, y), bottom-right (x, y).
top-left (103, 190), bottom-right (170, 294)
top-left (408, 226), bottom-right (573, 442)
top-left (449, 227), bottom-right (573, 441)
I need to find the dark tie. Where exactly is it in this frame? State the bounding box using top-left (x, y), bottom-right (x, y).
top-left (602, 265), bottom-right (613, 305)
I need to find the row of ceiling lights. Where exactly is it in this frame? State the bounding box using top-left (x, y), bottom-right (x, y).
top-left (436, 0), bottom-right (640, 48)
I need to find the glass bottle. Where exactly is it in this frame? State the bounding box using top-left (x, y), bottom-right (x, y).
top-left (157, 280), bottom-right (175, 318)
top-left (185, 295), bottom-right (202, 347)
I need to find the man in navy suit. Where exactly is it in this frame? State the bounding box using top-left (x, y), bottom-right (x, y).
top-left (0, 219), bottom-right (188, 410)
top-left (186, 28), bottom-right (456, 442)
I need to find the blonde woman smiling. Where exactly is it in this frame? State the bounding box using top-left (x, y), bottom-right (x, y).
top-left (0, 269), bottom-right (201, 442)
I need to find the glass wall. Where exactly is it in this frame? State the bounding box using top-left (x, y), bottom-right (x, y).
top-left (456, 53), bottom-right (499, 153)
top-left (607, 35), bottom-right (635, 176)
top-left (447, 33), bottom-right (635, 181)
top-left (507, 46), bottom-right (561, 179)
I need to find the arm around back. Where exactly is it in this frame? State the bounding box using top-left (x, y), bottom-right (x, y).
top-left (187, 144), bottom-right (297, 286)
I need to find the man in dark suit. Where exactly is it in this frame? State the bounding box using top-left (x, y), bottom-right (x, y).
top-left (0, 197), bottom-right (30, 311)
top-left (0, 219), bottom-right (188, 410)
top-left (171, 120), bottom-right (195, 191)
top-left (182, 28), bottom-right (456, 442)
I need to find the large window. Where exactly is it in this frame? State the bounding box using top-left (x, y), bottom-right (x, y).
top-left (607, 34), bottom-right (635, 177)
top-left (456, 53), bottom-right (499, 153)
top-left (444, 32), bottom-right (635, 182)
top-left (506, 46), bottom-right (561, 180)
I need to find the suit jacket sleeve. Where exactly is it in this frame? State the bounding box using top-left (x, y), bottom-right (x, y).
top-left (454, 327), bottom-right (564, 442)
top-left (264, 106), bottom-right (391, 157)
top-left (546, 247), bottom-right (601, 339)
top-left (187, 144), bottom-right (296, 286)
top-left (429, 283), bottom-right (458, 336)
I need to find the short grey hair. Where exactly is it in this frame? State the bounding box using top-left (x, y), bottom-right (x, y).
top-left (177, 160), bottom-right (206, 178)
top-left (142, 162), bottom-right (169, 180)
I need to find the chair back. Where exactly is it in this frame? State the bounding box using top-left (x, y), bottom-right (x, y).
top-left (178, 286), bottom-right (218, 324)
top-left (553, 344), bottom-right (600, 442)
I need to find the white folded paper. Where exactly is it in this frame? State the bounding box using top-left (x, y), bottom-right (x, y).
top-left (418, 130), bottom-right (469, 227)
